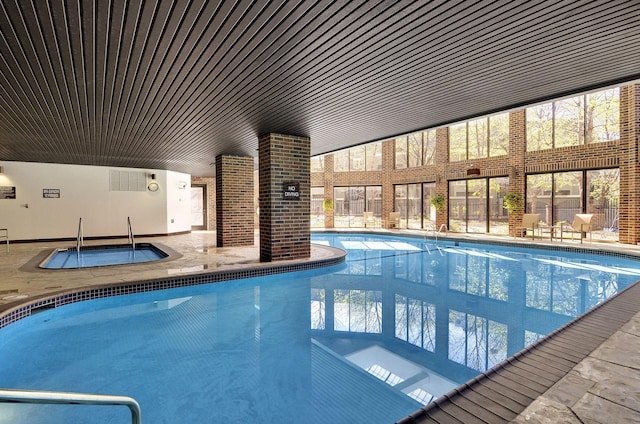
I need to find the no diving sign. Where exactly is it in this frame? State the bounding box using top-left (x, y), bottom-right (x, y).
top-left (283, 182), bottom-right (300, 200)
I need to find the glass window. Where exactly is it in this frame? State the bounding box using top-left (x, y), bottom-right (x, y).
top-left (468, 118), bottom-right (488, 160)
top-left (350, 145), bottom-right (366, 171)
top-left (449, 180), bottom-right (466, 232)
top-left (394, 185), bottom-right (408, 228)
top-left (423, 182), bottom-right (436, 228)
top-left (489, 113), bottom-right (509, 156)
top-left (365, 142), bottom-right (382, 171)
top-left (467, 179), bottom-right (487, 233)
top-left (526, 103), bottom-right (553, 151)
top-left (310, 156), bottom-right (324, 172)
top-left (310, 187), bottom-right (325, 228)
top-left (408, 133), bottom-right (423, 168)
top-left (333, 150), bottom-right (349, 172)
top-left (449, 123), bottom-right (467, 161)
top-left (395, 137), bottom-right (408, 169)
top-left (423, 129), bottom-right (436, 165)
top-left (489, 177), bottom-right (509, 235)
top-left (554, 171), bottom-right (583, 224)
top-left (526, 174), bottom-right (552, 225)
top-left (527, 88), bottom-right (619, 150)
top-left (407, 184), bottom-right (421, 229)
top-left (587, 88), bottom-right (620, 143)
top-left (587, 168), bottom-right (619, 240)
top-left (365, 186), bottom-right (382, 218)
top-left (554, 96), bottom-right (584, 148)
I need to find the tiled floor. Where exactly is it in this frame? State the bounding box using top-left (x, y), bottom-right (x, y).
top-left (1, 230), bottom-right (640, 423)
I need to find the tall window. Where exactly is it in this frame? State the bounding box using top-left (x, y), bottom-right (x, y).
top-left (349, 145), bottom-right (365, 171)
top-left (448, 177), bottom-right (509, 234)
top-left (395, 130), bottom-right (436, 168)
top-left (310, 187), bottom-right (325, 228)
top-left (365, 142), bottom-right (383, 171)
top-left (526, 169), bottom-right (619, 241)
top-left (334, 150), bottom-right (350, 171)
top-left (334, 142), bottom-right (383, 172)
top-left (526, 87), bottom-right (620, 151)
top-left (310, 156), bottom-right (325, 172)
top-left (333, 186), bottom-right (382, 227)
top-left (449, 113), bottom-right (510, 161)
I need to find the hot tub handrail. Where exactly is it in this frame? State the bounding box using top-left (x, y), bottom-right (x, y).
top-left (77, 217), bottom-right (84, 253)
top-left (127, 216), bottom-right (135, 251)
top-left (0, 388), bottom-right (142, 424)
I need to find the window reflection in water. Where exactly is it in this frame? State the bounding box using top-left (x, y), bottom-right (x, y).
top-left (311, 234), bottom-right (640, 404)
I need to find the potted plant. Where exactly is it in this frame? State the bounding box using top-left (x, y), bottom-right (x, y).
top-left (322, 199), bottom-right (334, 212)
top-left (430, 194), bottom-right (446, 212)
top-left (503, 193), bottom-right (524, 214)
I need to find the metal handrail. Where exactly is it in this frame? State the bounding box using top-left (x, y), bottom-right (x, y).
top-left (76, 217), bottom-right (84, 255)
top-left (0, 388), bottom-right (141, 424)
top-left (127, 216), bottom-right (135, 250)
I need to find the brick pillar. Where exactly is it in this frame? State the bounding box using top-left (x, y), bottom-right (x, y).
top-left (381, 139), bottom-right (395, 225)
top-left (259, 133), bottom-right (310, 262)
top-left (509, 110), bottom-right (527, 236)
top-left (434, 127), bottom-right (449, 230)
top-left (323, 154), bottom-right (335, 228)
top-left (215, 155), bottom-right (254, 247)
top-left (619, 84), bottom-right (640, 244)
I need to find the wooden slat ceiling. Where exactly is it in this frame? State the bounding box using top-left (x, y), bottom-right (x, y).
top-left (1, 0), bottom-right (639, 177)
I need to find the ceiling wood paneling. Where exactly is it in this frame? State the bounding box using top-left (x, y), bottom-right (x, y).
top-left (1, 0), bottom-right (639, 176)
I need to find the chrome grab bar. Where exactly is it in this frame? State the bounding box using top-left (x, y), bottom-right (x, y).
top-left (76, 217), bottom-right (84, 257)
top-left (0, 388), bottom-right (141, 424)
top-left (127, 216), bottom-right (135, 250)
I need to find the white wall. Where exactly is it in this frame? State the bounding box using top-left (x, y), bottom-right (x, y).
top-left (0, 161), bottom-right (191, 241)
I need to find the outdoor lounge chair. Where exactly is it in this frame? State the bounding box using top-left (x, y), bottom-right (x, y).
top-left (560, 214), bottom-right (593, 244)
top-left (363, 211), bottom-right (377, 228)
top-left (385, 212), bottom-right (400, 229)
top-left (516, 213), bottom-right (540, 239)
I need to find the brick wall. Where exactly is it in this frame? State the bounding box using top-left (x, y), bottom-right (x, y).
top-left (619, 84), bottom-right (640, 244)
top-left (191, 176), bottom-right (215, 230)
top-left (308, 83), bottom-right (639, 243)
top-left (215, 155), bottom-right (254, 247)
top-left (259, 133), bottom-right (310, 261)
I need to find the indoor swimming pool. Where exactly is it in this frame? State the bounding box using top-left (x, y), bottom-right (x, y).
top-left (2, 233), bottom-right (640, 423)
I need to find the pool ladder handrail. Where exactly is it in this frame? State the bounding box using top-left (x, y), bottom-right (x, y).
top-left (0, 388), bottom-right (141, 424)
top-left (127, 216), bottom-right (135, 251)
top-left (424, 223), bottom-right (447, 253)
top-left (77, 217), bottom-right (84, 255)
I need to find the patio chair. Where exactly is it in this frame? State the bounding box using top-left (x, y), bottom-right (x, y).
top-left (516, 213), bottom-right (541, 239)
top-left (363, 211), bottom-right (377, 228)
top-left (560, 214), bottom-right (593, 244)
top-left (384, 212), bottom-right (400, 229)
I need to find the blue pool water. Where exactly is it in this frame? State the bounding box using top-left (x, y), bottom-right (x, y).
top-left (40, 244), bottom-right (167, 269)
top-left (2, 234), bottom-right (640, 423)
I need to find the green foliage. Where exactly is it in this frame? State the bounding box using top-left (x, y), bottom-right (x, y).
top-left (503, 193), bottom-right (523, 213)
top-left (430, 194), bottom-right (446, 212)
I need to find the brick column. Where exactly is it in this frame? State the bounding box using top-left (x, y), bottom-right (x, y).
top-left (381, 139), bottom-right (395, 226)
top-left (434, 127), bottom-right (449, 230)
top-left (619, 84), bottom-right (640, 244)
top-left (215, 155), bottom-right (254, 247)
top-left (509, 110), bottom-right (527, 236)
top-left (259, 133), bottom-right (310, 262)
top-left (323, 154), bottom-right (335, 228)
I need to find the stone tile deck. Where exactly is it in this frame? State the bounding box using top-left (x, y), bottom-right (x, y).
top-left (1, 230), bottom-right (640, 423)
